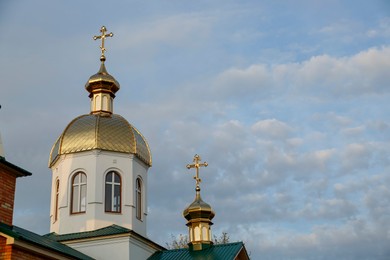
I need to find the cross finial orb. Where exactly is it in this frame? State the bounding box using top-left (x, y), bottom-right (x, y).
top-left (93, 26), bottom-right (114, 61)
top-left (186, 154), bottom-right (208, 189)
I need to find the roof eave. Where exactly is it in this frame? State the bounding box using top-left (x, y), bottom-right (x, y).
top-left (0, 157), bottom-right (32, 177)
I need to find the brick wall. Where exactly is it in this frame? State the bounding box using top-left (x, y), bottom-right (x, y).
top-left (0, 168), bottom-right (17, 225)
top-left (11, 246), bottom-right (54, 260)
top-left (1, 237), bottom-right (58, 260)
top-left (0, 236), bottom-right (11, 260)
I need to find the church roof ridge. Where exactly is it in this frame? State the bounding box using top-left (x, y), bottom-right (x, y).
top-left (44, 224), bottom-right (131, 242)
top-left (0, 222), bottom-right (94, 260)
top-left (45, 224), bottom-right (165, 250)
top-left (148, 241), bottom-right (247, 260)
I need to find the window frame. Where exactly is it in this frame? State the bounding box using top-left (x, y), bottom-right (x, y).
top-left (105, 171), bottom-right (122, 213)
top-left (70, 172), bottom-right (87, 214)
top-left (136, 177), bottom-right (142, 220)
top-left (54, 179), bottom-right (59, 221)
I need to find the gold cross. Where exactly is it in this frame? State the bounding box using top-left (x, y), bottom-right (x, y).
top-left (186, 154), bottom-right (208, 188)
top-left (93, 26), bottom-right (113, 59)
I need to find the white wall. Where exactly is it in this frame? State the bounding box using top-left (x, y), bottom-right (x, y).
top-left (65, 234), bottom-right (160, 260)
top-left (49, 150), bottom-right (149, 236)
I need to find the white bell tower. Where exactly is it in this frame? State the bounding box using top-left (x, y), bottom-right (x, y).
top-left (48, 26), bottom-right (152, 237)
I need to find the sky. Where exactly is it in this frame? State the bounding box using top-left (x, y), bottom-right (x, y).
top-left (1, 0), bottom-right (390, 259)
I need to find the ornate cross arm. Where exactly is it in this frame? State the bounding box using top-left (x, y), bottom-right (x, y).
top-left (186, 154), bottom-right (208, 188)
top-left (93, 26), bottom-right (114, 60)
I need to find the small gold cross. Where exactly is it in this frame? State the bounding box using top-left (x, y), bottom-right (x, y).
top-left (93, 26), bottom-right (113, 60)
top-left (186, 154), bottom-right (208, 188)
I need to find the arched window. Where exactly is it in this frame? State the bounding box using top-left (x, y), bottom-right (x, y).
top-left (94, 94), bottom-right (100, 111)
top-left (102, 95), bottom-right (108, 111)
top-left (55, 179), bottom-right (59, 221)
top-left (71, 172), bottom-right (87, 214)
top-left (136, 178), bottom-right (142, 220)
top-left (105, 171), bottom-right (121, 212)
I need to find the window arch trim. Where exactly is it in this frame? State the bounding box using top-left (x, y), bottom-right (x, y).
top-left (105, 171), bottom-right (122, 213)
top-left (70, 172), bottom-right (87, 214)
top-left (54, 179), bottom-right (60, 222)
top-left (136, 177), bottom-right (143, 220)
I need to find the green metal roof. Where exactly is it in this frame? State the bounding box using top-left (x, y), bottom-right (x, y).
top-left (45, 224), bottom-right (132, 242)
top-left (0, 222), bottom-right (94, 260)
top-left (45, 224), bottom-right (164, 250)
top-left (148, 242), bottom-right (248, 260)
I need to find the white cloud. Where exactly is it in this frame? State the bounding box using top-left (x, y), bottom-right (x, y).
top-left (340, 143), bottom-right (372, 173)
top-left (299, 198), bottom-right (357, 220)
top-left (238, 218), bottom-right (390, 260)
top-left (364, 182), bottom-right (390, 223)
top-left (341, 126), bottom-right (366, 138)
top-left (212, 64), bottom-right (272, 100)
top-left (116, 12), bottom-right (214, 50)
top-left (366, 17), bottom-right (390, 38)
top-left (252, 119), bottom-right (293, 139)
top-left (211, 46), bottom-right (390, 102)
top-left (259, 45), bottom-right (390, 100)
top-left (264, 148), bottom-right (335, 181)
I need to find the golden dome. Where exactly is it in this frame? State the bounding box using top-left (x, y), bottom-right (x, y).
top-left (49, 114), bottom-right (152, 167)
top-left (183, 187), bottom-right (215, 221)
top-left (85, 62), bottom-right (120, 98)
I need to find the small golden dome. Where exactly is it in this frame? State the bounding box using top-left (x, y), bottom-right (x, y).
top-left (49, 114), bottom-right (151, 167)
top-left (85, 62), bottom-right (120, 98)
top-left (183, 187), bottom-right (215, 221)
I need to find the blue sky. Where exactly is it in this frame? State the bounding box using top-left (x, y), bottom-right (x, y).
top-left (1, 1), bottom-right (390, 259)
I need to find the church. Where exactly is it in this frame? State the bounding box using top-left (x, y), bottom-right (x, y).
top-left (0, 26), bottom-right (249, 260)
